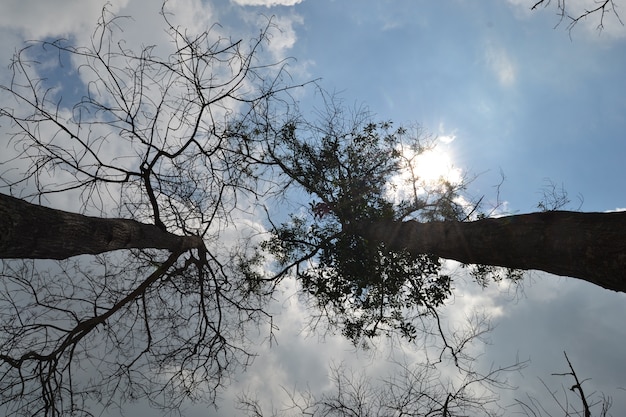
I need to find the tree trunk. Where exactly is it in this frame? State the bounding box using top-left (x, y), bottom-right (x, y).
top-left (0, 193), bottom-right (204, 259)
top-left (359, 211), bottom-right (626, 293)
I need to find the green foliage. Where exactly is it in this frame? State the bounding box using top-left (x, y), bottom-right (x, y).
top-left (263, 213), bottom-right (451, 344)
top-left (275, 120), bottom-right (401, 224)
top-left (304, 240), bottom-right (451, 343)
top-left (262, 116), bottom-right (455, 344)
top-left (468, 263), bottom-right (525, 288)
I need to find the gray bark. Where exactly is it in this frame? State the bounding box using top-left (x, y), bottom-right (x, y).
top-left (359, 211), bottom-right (626, 292)
top-left (0, 193), bottom-right (203, 259)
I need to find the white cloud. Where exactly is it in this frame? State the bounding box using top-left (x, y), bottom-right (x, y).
top-left (232, 0), bottom-right (304, 6)
top-left (437, 122), bottom-right (457, 144)
top-left (0, 0), bottom-right (129, 39)
top-left (485, 42), bottom-right (516, 87)
top-left (0, 0), bottom-right (130, 81)
top-left (266, 14), bottom-right (305, 57)
top-left (238, 11), bottom-right (312, 78)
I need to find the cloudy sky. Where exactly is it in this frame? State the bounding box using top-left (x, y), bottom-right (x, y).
top-left (1, 0), bottom-right (626, 416)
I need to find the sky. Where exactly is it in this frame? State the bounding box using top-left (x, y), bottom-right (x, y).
top-left (1, 0), bottom-right (626, 416)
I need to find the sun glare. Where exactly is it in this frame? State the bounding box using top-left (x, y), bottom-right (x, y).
top-left (413, 147), bottom-right (461, 184)
top-left (387, 142), bottom-right (463, 205)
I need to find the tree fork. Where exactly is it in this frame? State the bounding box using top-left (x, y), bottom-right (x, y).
top-left (360, 211), bottom-right (626, 292)
top-left (0, 193), bottom-right (204, 259)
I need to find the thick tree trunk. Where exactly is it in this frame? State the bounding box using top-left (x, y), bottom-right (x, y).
top-left (359, 211), bottom-right (626, 293)
top-left (0, 193), bottom-right (204, 259)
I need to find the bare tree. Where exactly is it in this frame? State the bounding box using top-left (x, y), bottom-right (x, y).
top-left (514, 352), bottom-right (613, 417)
top-left (238, 338), bottom-right (526, 417)
top-left (0, 3), bottom-right (303, 416)
top-left (238, 351), bottom-right (616, 417)
top-left (530, 0), bottom-right (624, 33)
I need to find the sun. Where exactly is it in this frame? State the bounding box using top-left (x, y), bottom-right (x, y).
top-left (387, 141), bottom-right (463, 205)
top-left (412, 146), bottom-right (461, 184)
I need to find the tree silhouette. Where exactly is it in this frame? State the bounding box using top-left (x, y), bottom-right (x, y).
top-left (0, 4), bottom-right (303, 416)
top-left (259, 109), bottom-right (462, 344)
top-left (256, 99), bottom-right (625, 351)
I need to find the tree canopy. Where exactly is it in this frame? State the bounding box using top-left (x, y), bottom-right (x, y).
top-left (257, 110), bottom-right (466, 344)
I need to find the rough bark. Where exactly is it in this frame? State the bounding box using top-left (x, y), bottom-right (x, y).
top-left (0, 193), bottom-right (204, 259)
top-left (359, 211), bottom-right (626, 293)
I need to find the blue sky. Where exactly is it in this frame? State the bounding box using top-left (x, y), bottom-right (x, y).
top-left (289, 0), bottom-right (626, 213)
top-left (1, 0), bottom-right (625, 416)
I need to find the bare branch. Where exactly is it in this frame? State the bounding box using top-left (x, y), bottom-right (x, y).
top-left (514, 351), bottom-right (612, 416)
top-left (0, 2), bottom-right (305, 415)
top-left (531, 0), bottom-right (623, 33)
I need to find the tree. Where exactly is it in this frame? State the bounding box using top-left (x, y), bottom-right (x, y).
top-left (0, 4), bottom-right (302, 416)
top-left (257, 109), bottom-right (463, 345)
top-left (255, 101), bottom-right (625, 350)
top-left (0, 5), bottom-right (526, 417)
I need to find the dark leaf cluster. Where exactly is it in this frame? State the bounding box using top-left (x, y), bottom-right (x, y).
top-left (263, 115), bottom-right (455, 344)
